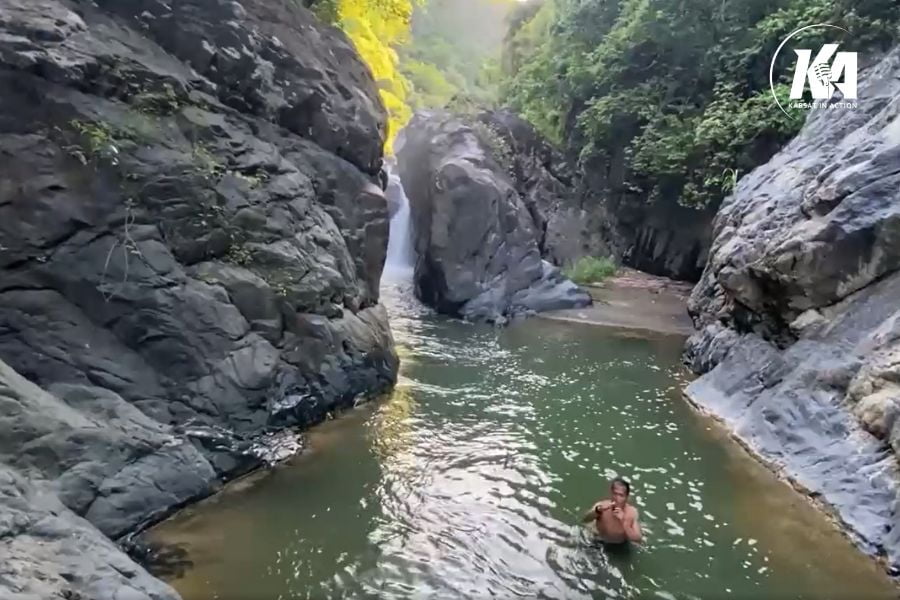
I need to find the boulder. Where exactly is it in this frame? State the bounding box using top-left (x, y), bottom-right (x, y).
top-left (0, 362), bottom-right (218, 539)
top-left (685, 47), bottom-right (900, 570)
top-left (396, 111), bottom-right (591, 321)
top-left (0, 0), bottom-right (398, 594)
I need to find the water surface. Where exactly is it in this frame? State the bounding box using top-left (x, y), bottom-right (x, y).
top-left (149, 284), bottom-right (896, 599)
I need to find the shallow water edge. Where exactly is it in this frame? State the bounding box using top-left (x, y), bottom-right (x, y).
top-left (682, 388), bottom-right (900, 579)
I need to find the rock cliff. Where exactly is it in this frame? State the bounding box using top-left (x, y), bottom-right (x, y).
top-left (0, 0), bottom-right (397, 596)
top-left (470, 110), bottom-right (713, 281)
top-left (0, 361), bottom-right (185, 599)
top-left (473, 110), bottom-right (594, 264)
top-left (396, 111), bottom-right (591, 322)
top-left (685, 47), bottom-right (900, 571)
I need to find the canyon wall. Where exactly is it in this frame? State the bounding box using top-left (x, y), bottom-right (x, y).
top-left (685, 47), bottom-right (900, 571)
top-left (0, 0), bottom-right (397, 596)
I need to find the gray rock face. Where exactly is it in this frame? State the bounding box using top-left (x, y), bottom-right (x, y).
top-left (396, 111), bottom-right (591, 322)
top-left (0, 361), bottom-right (217, 539)
top-left (0, 364), bottom-right (185, 600)
top-left (1, 464), bottom-right (181, 600)
top-left (481, 110), bottom-right (712, 281)
top-left (686, 47), bottom-right (900, 570)
top-left (473, 111), bottom-right (594, 263)
top-left (0, 0), bottom-right (397, 595)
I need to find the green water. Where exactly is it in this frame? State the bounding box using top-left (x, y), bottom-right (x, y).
top-left (150, 284), bottom-right (896, 599)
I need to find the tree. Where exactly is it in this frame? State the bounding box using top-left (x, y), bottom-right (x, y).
top-left (501, 0), bottom-right (899, 208)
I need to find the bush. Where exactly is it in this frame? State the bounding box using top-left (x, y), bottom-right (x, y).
top-left (563, 256), bottom-right (617, 285)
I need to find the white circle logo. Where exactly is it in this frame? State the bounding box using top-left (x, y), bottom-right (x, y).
top-left (769, 23), bottom-right (857, 116)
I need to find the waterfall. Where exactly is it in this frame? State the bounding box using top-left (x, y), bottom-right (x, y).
top-left (382, 167), bottom-right (415, 281)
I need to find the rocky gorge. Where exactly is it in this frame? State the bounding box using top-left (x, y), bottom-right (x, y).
top-left (482, 109), bottom-right (717, 282)
top-left (0, 0), bottom-right (597, 596)
top-left (2, 0), bottom-right (900, 596)
top-left (0, 0), bottom-right (399, 597)
top-left (397, 106), bottom-right (713, 305)
top-left (392, 47), bottom-right (900, 579)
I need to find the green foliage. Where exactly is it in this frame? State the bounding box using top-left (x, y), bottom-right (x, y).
top-left (502, 0), bottom-right (900, 209)
top-left (498, 0), bottom-right (563, 144)
top-left (304, 0), bottom-right (340, 23)
top-left (225, 242), bottom-right (255, 266)
top-left (134, 83), bottom-right (182, 116)
top-left (191, 142), bottom-right (225, 180)
top-left (300, 0), bottom-right (420, 151)
top-left (303, 0), bottom-right (517, 139)
top-left (402, 58), bottom-right (457, 108)
top-left (444, 94), bottom-right (481, 115)
top-left (268, 274), bottom-right (296, 299)
top-left (400, 0), bottom-right (516, 110)
top-left (563, 256), bottom-right (617, 284)
top-left (68, 120), bottom-right (121, 166)
top-left (66, 111), bottom-right (160, 168)
top-left (229, 169), bottom-right (269, 188)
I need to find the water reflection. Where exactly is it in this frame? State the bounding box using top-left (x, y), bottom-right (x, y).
top-left (149, 284), bottom-right (897, 600)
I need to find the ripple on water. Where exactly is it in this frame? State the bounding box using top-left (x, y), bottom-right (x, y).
top-left (147, 288), bottom-right (899, 600)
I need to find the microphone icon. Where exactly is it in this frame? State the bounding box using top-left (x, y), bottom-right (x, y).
top-left (813, 63), bottom-right (833, 88)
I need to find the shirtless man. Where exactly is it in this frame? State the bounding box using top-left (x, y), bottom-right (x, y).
top-left (583, 477), bottom-right (642, 544)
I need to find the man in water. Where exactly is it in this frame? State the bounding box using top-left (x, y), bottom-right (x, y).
top-left (583, 477), bottom-right (643, 544)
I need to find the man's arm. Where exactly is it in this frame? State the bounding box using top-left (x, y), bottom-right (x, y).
top-left (582, 500), bottom-right (612, 522)
top-left (624, 508), bottom-right (642, 543)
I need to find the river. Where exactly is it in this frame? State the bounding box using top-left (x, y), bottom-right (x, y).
top-left (147, 281), bottom-right (896, 599)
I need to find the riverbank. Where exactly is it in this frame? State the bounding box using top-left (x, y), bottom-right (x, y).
top-left (539, 268), bottom-right (693, 337)
top-left (684, 46), bottom-right (900, 574)
top-left (683, 390), bottom-right (900, 578)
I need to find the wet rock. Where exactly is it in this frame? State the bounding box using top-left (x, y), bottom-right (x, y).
top-left (686, 47), bottom-right (900, 569)
top-left (0, 362), bottom-right (198, 599)
top-left (177, 421), bottom-right (261, 476)
top-left (0, 0), bottom-right (397, 594)
top-left (396, 111), bottom-right (591, 321)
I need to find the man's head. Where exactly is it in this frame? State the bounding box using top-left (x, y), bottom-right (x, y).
top-left (610, 477), bottom-right (630, 507)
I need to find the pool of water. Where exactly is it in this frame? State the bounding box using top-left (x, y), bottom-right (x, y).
top-left (148, 283), bottom-right (896, 599)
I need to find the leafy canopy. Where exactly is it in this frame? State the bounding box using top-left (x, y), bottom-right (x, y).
top-left (502, 0), bottom-right (899, 208)
top-left (307, 0), bottom-right (515, 153)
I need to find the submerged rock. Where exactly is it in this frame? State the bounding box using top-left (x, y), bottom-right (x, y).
top-left (0, 0), bottom-right (397, 595)
top-left (686, 47), bottom-right (900, 570)
top-left (396, 111), bottom-right (591, 321)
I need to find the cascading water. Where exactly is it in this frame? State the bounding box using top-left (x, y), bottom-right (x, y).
top-left (381, 166), bottom-right (415, 281)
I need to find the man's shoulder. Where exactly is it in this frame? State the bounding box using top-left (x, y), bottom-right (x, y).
top-left (626, 505), bottom-right (639, 517)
